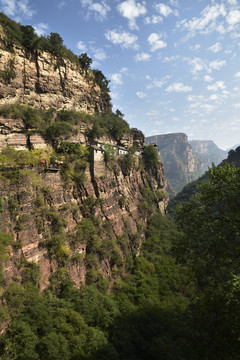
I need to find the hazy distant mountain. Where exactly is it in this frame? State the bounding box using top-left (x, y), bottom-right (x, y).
top-left (226, 143), bottom-right (240, 152)
top-left (146, 134), bottom-right (228, 198)
top-left (145, 133), bottom-right (205, 197)
top-left (189, 140), bottom-right (227, 168)
top-left (168, 144), bottom-right (240, 214)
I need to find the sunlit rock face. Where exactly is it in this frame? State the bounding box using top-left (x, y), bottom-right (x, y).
top-left (190, 140), bottom-right (227, 169)
top-left (0, 27), bottom-right (111, 113)
top-left (146, 133), bottom-right (204, 197)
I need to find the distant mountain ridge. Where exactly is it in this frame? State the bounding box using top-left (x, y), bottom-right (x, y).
top-left (146, 133), bottom-right (227, 197)
top-left (168, 144), bottom-right (240, 214)
top-left (190, 140), bottom-right (227, 169)
top-left (146, 133), bottom-right (204, 197)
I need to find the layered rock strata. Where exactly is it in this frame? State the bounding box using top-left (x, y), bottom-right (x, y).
top-left (0, 26), bottom-right (111, 113)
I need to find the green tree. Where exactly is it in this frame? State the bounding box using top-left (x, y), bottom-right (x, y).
top-left (92, 69), bottom-right (110, 91)
top-left (20, 25), bottom-right (37, 51)
top-left (47, 32), bottom-right (63, 56)
top-left (78, 53), bottom-right (92, 71)
top-left (175, 163), bottom-right (240, 359)
top-left (45, 122), bottom-right (74, 146)
top-left (142, 145), bottom-right (159, 172)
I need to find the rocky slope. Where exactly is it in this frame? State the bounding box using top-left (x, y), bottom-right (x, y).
top-left (0, 24), bottom-right (167, 289)
top-left (0, 150), bottom-right (167, 289)
top-left (0, 25), bottom-right (111, 113)
top-left (146, 133), bottom-right (204, 197)
top-left (190, 140), bottom-right (227, 169)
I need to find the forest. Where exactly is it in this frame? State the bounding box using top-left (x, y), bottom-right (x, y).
top-left (0, 161), bottom-right (239, 359)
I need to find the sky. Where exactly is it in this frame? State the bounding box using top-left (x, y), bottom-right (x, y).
top-left (1, 0), bottom-right (240, 149)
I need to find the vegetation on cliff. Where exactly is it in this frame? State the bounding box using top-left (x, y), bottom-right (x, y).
top-left (0, 12), bottom-right (111, 106)
top-left (0, 104), bottom-right (130, 146)
top-left (1, 162), bottom-right (240, 358)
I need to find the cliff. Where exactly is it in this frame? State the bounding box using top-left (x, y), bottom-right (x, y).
top-left (190, 140), bottom-right (227, 169)
top-left (0, 21), bottom-right (167, 290)
top-left (0, 129), bottom-right (167, 288)
top-left (146, 133), bottom-right (204, 197)
top-left (0, 25), bottom-right (111, 113)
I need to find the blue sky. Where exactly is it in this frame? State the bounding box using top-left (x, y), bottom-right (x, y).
top-left (1, 0), bottom-right (240, 149)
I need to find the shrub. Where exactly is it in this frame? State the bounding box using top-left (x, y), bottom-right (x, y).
top-left (45, 122), bottom-right (74, 146)
top-left (120, 153), bottom-right (135, 176)
top-left (78, 53), bottom-right (92, 71)
top-left (0, 67), bottom-right (16, 84)
top-left (142, 145), bottom-right (159, 172)
top-left (20, 25), bottom-right (38, 51)
top-left (104, 145), bottom-right (115, 163)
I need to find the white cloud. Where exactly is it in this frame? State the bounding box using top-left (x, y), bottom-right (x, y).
top-left (155, 3), bottom-right (178, 17)
top-left (117, 0), bottom-right (147, 30)
top-left (105, 29), bottom-right (138, 49)
top-left (146, 75), bottom-right (170, 89)
top-left (0, 0), bottom-right (35, 18)
top-left (110, 91), bottom-right (120, 99)
top-left (120, 67), bottom-right (128, 73)
top-left (227, 10), bottom-right (240, 25)
top-left (90, 2), bottom-right (110, 21)
top-left (187, 95), bottom-right (204, 102)
top-left (208, 59), bottom-right (226, 71)
top-left (148, 33), bottom-right (167, 51)
top-left (188, 102), bottom-right (215, 114)
top-left (188, 57), bottom-right (206, 74)
top-left (169, 0), bottom-right (179, 6)
top-left (191, 44), bottom-right (201, 51)
top-left (166, 82), bottom-right (192, 93)
top-left (145, 15), bottom-right (163, 24)
top-left (234, 72), bottom-right (240, 78)
top-left (92, 47), bottom-right (107, 61)
top-left (136, 91), bottom-right (147, 98)
top-left (204, 75), bottom-right (214, 82)
top-left (176, 4), bottom-right (226, 37)
top-left (80, 0), bottom-right (110, 21)
top-left (34, 23), bottom-right (49, 36)
top-left (111, 73), bottom-right (123, 85)
top-left (135, 52), bottom-right (151, 61)
top-left (208, 42), bottom-right (222, 53)
top-left (147, 80), bottom-right (163, 89)
top-left (163, 55), bottom-right (180, 62)
top-left (207, 81), bottom-right (226, 91)
top-left (77, 41), bottom-right (87, 52)
top-left (58, 1), bottom-right (66, 10)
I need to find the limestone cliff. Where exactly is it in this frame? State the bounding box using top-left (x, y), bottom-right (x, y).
top-left (146, 133), bottom-right (204, 197)
top-left (190, 140), bottom-right (227, 169)
top-left (0, 20), bottom-right (167, 290)
top-left (0, 142), bottom-right (167, 289)
top-left (0, 25), bottom-right (111, 113)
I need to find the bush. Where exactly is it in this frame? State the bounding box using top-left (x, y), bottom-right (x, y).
top-left (142, 145), bottom-right (159, 172)
top-left (78, 53), bottom-right (92, 71)
top-left (0, 67), bottom-right (16, 84)
top-left (120, 153), bottom-right (135, 176)
top-left (45, 122), bottom-right (74, 146)
top-left (104, 145), bottom-right (115, 163)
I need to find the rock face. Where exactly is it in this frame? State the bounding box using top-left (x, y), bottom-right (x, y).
top-left (190, 140), bottom-right (227, 169)
top-left (0, 25), bottom-right (168, 290)
top-left (146, 133), bottom-right (204, 197)
top-left (0, 151), bottom-right (167, 289)
top-left (0, 26), bottom-right (111, 113)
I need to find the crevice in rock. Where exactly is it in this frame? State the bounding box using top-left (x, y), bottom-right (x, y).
top-left (22, 57), bottom-right (26, 93)
top-left (35, 51), bottom-right (41, 94)
top-left (57, 59), bottom-right (67, 94)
